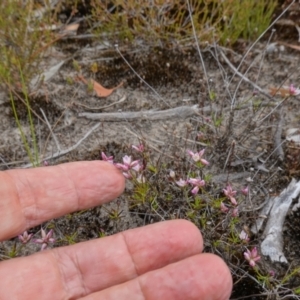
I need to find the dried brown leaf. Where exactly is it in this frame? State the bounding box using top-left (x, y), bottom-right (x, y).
top-left (78, 75), bottom-right (123, 98)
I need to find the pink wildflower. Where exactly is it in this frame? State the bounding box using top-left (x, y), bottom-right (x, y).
top-left (269, 270), bottom-right (276, 277)
top-left (115, 155), bottom-right (139, 172)
top-left (18, 231), bottom-right (33, 244)
top-left (132, 162), bottom-right (143, 173)
top-left (244, 247), bottom-right (261, 267)
top-left (220, 202), bottom-right (229, 213)
top-left (176, 178), bottom-right (188, 187)
top-left (241, 186), bottom-right (249, 196)
top-left (122, 172), bottom-right (132, 179)
top-left (34, 228), bottom-right (55, 251)
top-left (239, 230), bottom-right (249, 242)
top-left (223, 185), bottom-right (237, 205)
top-left (289, 84), bottom-right (300, 96)
top-left (101, 152), bottom-right (114, 164)
top-left (231, 207), bottom-right (239, 217)
top-left (132, 144), bottom-right (145, 153)
top-left (187, 149), bottom-right (209, 165)
top-left (188, 177), bottom-right (205, 195)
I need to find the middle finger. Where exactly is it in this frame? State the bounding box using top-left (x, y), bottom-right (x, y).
top-left (0, 220), bottom-right (203, 299)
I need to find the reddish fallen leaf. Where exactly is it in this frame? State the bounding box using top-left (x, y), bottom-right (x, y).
top-left (269, 86), bottom-right (291, 97)
top-left (78, 75), bottom-right (123, 98)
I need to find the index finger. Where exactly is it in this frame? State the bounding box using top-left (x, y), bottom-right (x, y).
top-left (0, 161), bottom-right (125, 241)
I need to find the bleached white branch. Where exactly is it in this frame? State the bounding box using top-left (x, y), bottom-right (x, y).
top-left (78, 105), bottom-right (203, 121)
top-left (260, 179), bottom-right (300, 263)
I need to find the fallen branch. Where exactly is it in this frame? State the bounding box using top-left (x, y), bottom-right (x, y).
top-left (78, 105), bottom-right (203, 121)
top-left (260, 179), bottom-right (300, 263)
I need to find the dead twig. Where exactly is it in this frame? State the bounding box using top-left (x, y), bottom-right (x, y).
top-left (219, 50), bottom-right (274, 102)
top-left (78, 105), bottom-right (202, 121)
top-left (22, 123), bottom-right (100, 168)
top-left (40, 108), bottom-right (61, 151)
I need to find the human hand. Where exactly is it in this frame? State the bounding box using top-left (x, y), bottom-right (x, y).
top-left (0, 161), bottom-right (232, 299)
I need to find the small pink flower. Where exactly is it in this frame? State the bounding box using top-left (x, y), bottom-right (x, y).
top-left (132, 162), bottom-right (143, 173)
top-left (187, 149), bottom-right (209, 165)
top-left (122, 172), bottom-right (132, 179)
top-left (289, 84), bottom-right (300, 96)
top-left (188, 177), bottom-right (205, 195)
top-left (241, 186), bottom-right (249, 196)
top-left (191, 186), bottom-right (199, 195)
top-left (239, 230), bottom-right (249, 242)
top-left (34, 228), bottom-right (55, 251)
top-left (220, 202), bottom-right (229, 213)
top-left (188, 178), bottom-right (205, 186)
top-left (244, 247), bottom-right (261, 267)
top-left (232, 207), bottom-right (239, 217)
top-left (176, 178), bottom-right (188, 187)
top-left (132, 144), bottom-right (145, 153)
top-left (115, 155), bottom-right (139, 172)
top-left (101, 152), bottom-right (114, 164)
top-left (18, 231), bottom-right (33, 244)
top-left (223, 185), bottom-right (237, 205)
top-left (269, 270), bottom-right (275, 277)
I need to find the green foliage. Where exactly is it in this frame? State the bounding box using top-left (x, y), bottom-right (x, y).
top-left (131, 181), bottom-right (154, 205)
top-left (61, 232), bottom-right (78, 245)
top-left (0, 0), bottom-right (54, 89)
top-left (294, 286), bottom-right (300, 295)
top-left (6, 243), bottom-right (19, 258)
top-left (0, 0), bottom-right (56, 166)
top-left (99, 230), bottom-right (107, 238)
top-left (91, 0), bottom-right (278, 46)
top-left (281, 267), bottom-right (300, 285)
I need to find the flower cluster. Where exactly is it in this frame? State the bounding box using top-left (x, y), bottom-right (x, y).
top-left (101, 144), bottom-right (145, 182)
top-left (17, 228), bottom-right (55, 251)
top-left (102, 145), bottom-right (264, 272)
top-left (187, 149), bottom-right (209, 166)
top-left (175, 177), bottom-right (205, 195)
top-left (172, 148), bottom-right (209, 195)
top-left (244, 247), bottom-right (261, 267)
top-left (220, 185), bottom-right (249, 217)
top-left (223, 185), bottom-right (237, 205)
